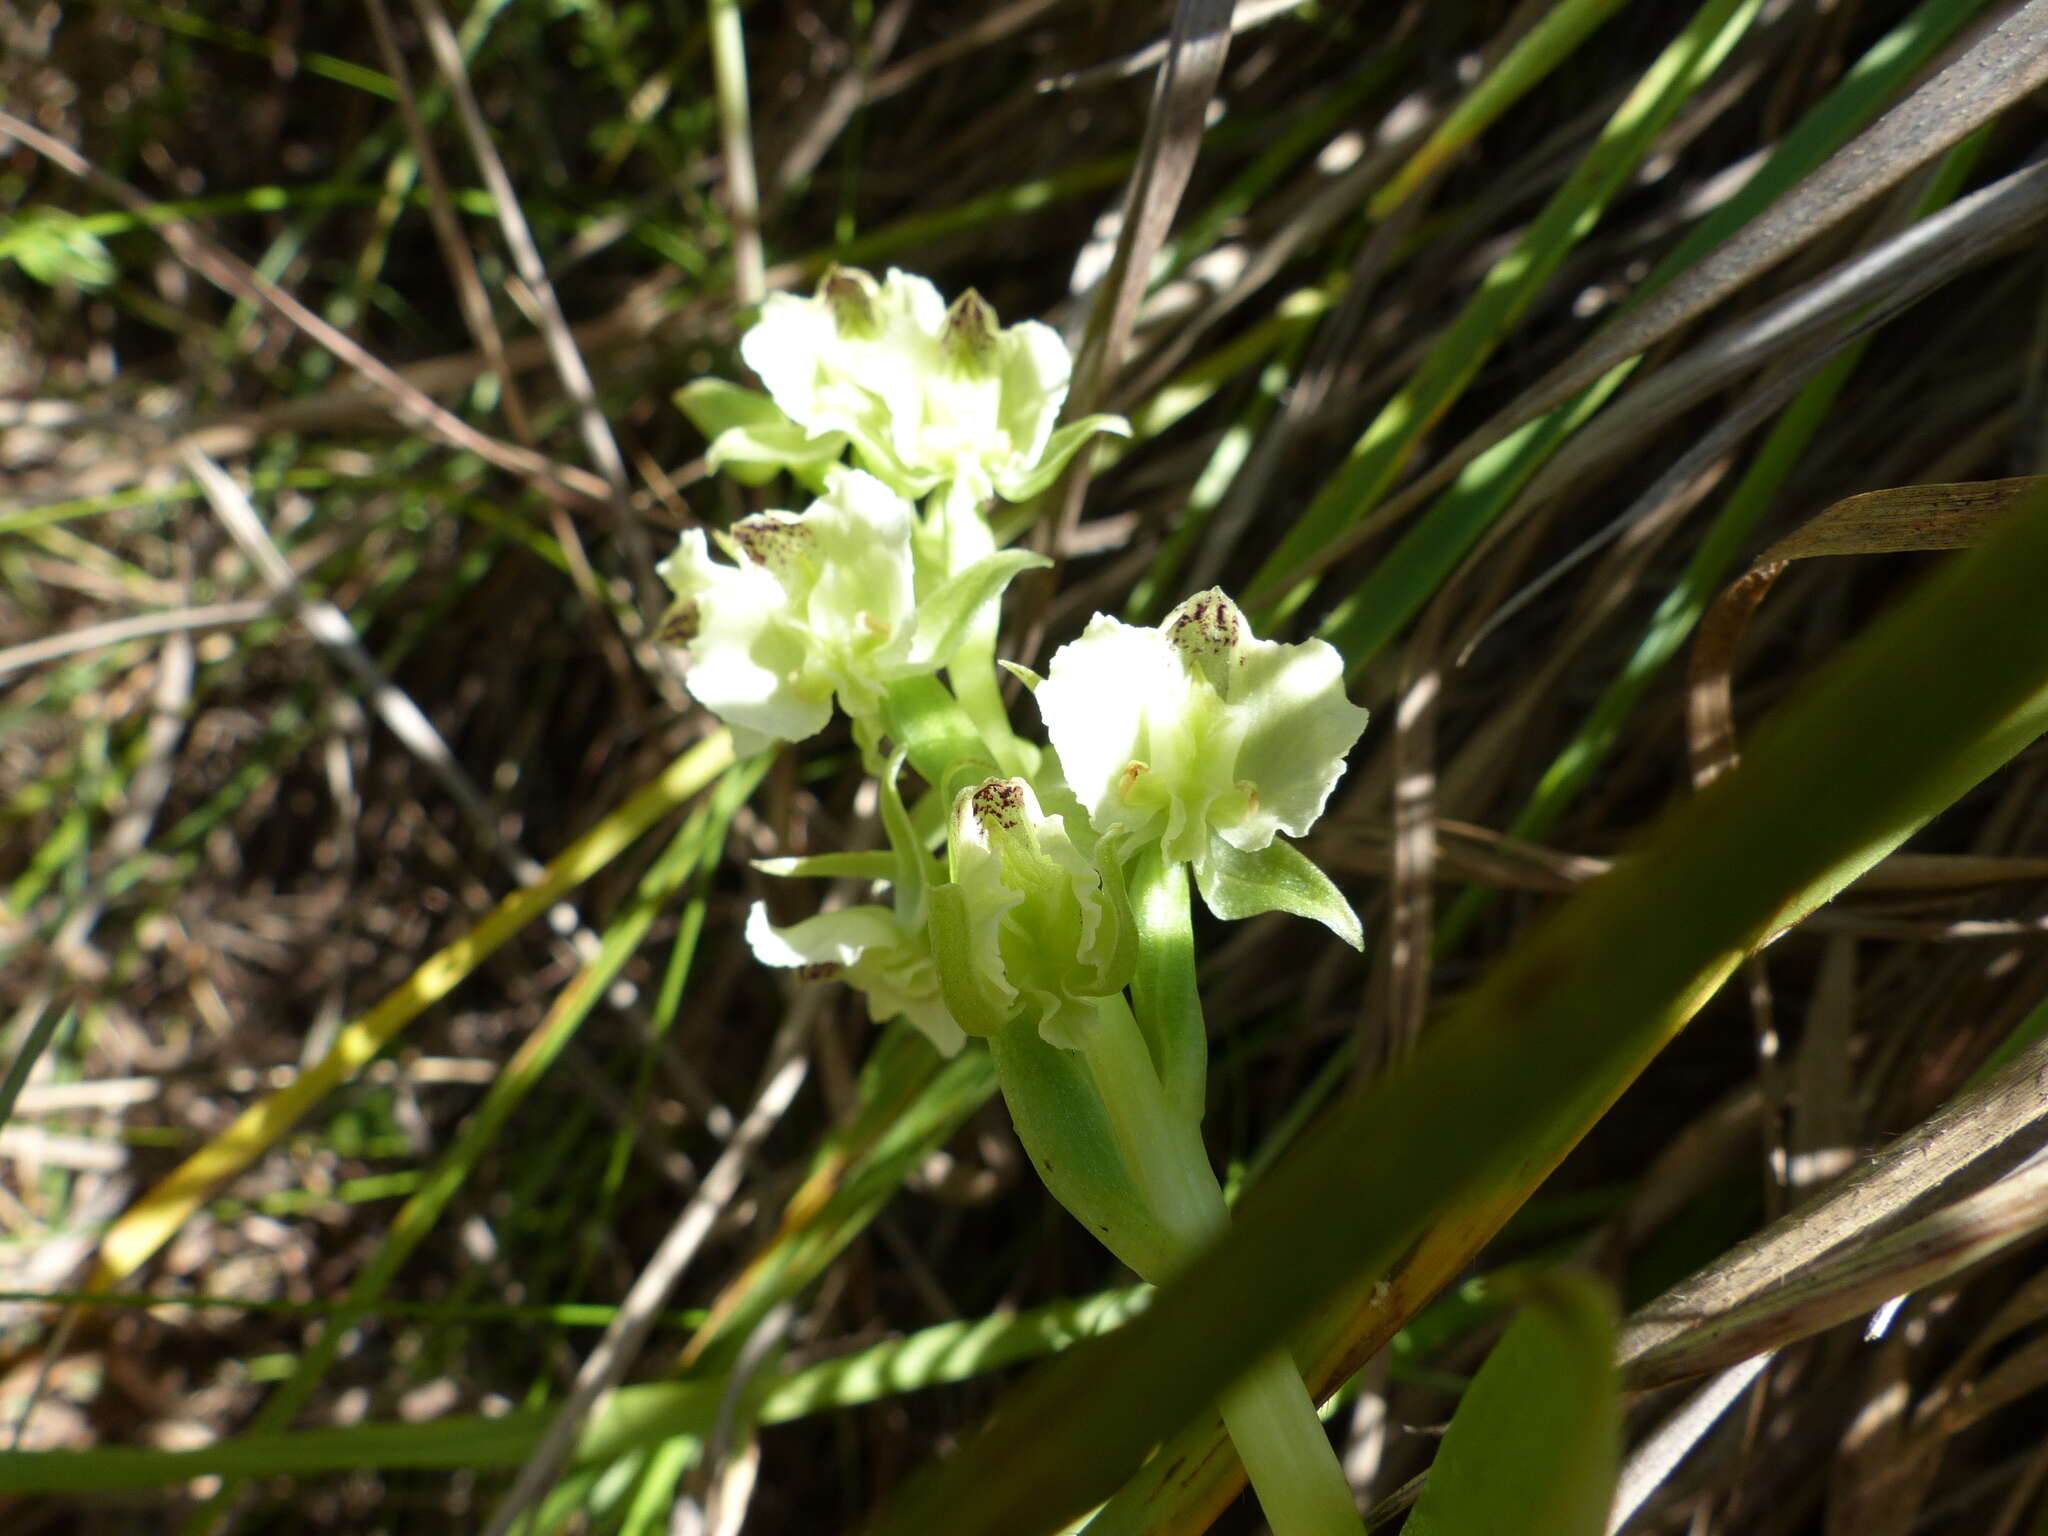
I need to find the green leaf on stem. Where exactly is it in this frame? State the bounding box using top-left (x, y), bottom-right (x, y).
top-left (753, 852), bottom-right (899, 882)
top-left (1194, 838), bottom-right (1364, 951)
top-left (1001, 413), bottom-right (1132, 501)
top-left (909, 549), bottom-right (1054, 670)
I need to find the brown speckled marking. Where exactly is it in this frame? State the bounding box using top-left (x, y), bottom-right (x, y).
top-left (658, 599), bottom-right (701, 647)
top-left (942, 290), bottom-right (998, 368)
top-left (970, 778), bottom-right (1026, 831)
top-left (732, 514), bottom-right (813, 572)
top-left (1166, 591), bottom-right (1243, 662)
top-left (797, 962), bottom-right (841, 982)
top-left (820, 265), bottom-right (877, 332)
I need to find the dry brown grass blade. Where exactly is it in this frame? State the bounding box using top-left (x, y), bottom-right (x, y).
top-left (1319, 822), bottom-right (2048, 895)
top-left (1619, 1148), bottom-right (2048, 1390)
top-left (1617, 1031), bottom-right (2048, 1389)
top-left (1057, 0), bottom-right (1234, 457)
top-left (361, 0), bottom-right (535, 445)
top-left (1688, 475), bottom-right (2047, 786)
top-left (1755, 474), bottom-right (2044, 562)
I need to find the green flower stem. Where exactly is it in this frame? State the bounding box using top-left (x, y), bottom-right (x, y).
top-left (928, 481), bottom-right (1031, 777)
top-left (1127, 846), bottom-right (1206, 1124)
top-left (879, 676), bottom-right (997, 795)
top-left (1081, 993), bottom-right (1362, 1536)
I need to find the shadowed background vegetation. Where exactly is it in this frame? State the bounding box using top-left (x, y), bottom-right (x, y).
top-left (6, 0), bottom-right (2048, 1532)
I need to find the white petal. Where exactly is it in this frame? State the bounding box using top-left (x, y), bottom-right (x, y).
top-left (1229, 632), bottom-right (1369, 845)
top-left (1036, 614), bottom-right (1187, 837)
top-left (744, 901), bottom-right (902, 968)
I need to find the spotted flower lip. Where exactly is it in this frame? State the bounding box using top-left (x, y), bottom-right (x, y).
top-left (1035, 589), bottom-right (1370, 879)
top-left (928, 777), bottom-right (1134, 1050)
top-left (720, 266), bottom-right (1128, 505)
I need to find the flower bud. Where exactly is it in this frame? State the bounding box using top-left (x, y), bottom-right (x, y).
top-left (928, 778), bottom-right (1135, 1049)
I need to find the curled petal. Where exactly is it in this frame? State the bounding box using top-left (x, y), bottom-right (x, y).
top-left (745, 902), bottom-right (964, 1056)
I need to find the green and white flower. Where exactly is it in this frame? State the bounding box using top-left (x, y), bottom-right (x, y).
top-left (657, 466), bottom-right (921, 751)
top-left (745, 901), bottom-right (963, 1056)
top-left (680, 266), bottom-right (1127, 507)
top-left (928, 777), bottom-right (1135, 1050)
top-left (1035, 589), bottom-right (1369, 945)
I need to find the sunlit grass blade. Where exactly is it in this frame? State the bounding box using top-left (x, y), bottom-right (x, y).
top-left (1370, 0), bottom-right (1639, 220)
top-left (1249, 0), bottom-right (1763, 624)
top-left (1434, 125), bottom-right (1992, 951)
top-left (0, 1286), bottom-right (1147, 1492)
top-left (1308, 0), bottom-right (1994, 665)
top-left (87, 731), bottom-right (735, 1291)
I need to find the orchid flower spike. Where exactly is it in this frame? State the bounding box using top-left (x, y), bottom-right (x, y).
top-left (928, 778), bottom-right (1136, 1050)
top-left (680, 266), bottom-right (1128, 507)
top-left (1035, 590), bottom-right (1370, 944)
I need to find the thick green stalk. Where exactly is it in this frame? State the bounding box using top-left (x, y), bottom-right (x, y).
top-left (1081, 994), bottom-right (1361, 1536)
top-left (1126, 846), bottom-right (1206, 1124)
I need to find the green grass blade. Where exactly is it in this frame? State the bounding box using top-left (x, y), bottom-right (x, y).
top-left (1433, 124), bottom-right (1994, 953)
top-left (1309, 0), bottom-right (1993, 664)
top-left (1402, 1272), bottom-right (1620, 1536)
top-left (1371, 0), bottom-right (1639, 219)
top-left (1250, 0), bottom-right (1763, 624)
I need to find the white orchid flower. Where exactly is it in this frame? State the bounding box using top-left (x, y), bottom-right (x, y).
top-left (657, 466), bottom-right (919, 751)
top-left (1034, 590), bottom-right (1369, 946)
top-left (657, 462), bottom-right (1051, 753)
top-left (745, 902), bottom-right (963, 1056)
top-left (928, 778), bottom-right (1135, 1050)
top-left (685, 266), bottom-right (1127, 507)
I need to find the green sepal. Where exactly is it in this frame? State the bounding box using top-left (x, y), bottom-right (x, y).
top-left (1127, 843), bottom-right (1206, 1125)
top-left (908, 549), bottom-right (1054, 670)
top-left (674, 379), bottom-right (845, 489)
top-left (927, 882), bottom-right (1014, 1041)
top-left (998, 660), bottom-right (1044, 692)
top-left (988, 1017), bottom-right (1179, 1281)
top-left (1193, 837), bottom-right (1364, 951)
top-left (1000, 414), bottom-right (1131, 501)
top-left (753, 851), bottom-right (899, 882)
top-left (1087, 829), bottom-right (1140, 1001)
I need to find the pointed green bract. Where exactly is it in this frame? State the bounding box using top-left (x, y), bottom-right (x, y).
top-left (1193, 837), bottom-right (1363, 952)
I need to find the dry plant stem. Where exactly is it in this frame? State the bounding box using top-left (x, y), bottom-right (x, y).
top-left (1082, 993), bottom-right (1362, 1536)
top-left (405, 0), bottom-right (663, 618)
top-left (708, 0), bottom-right (765, 305)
